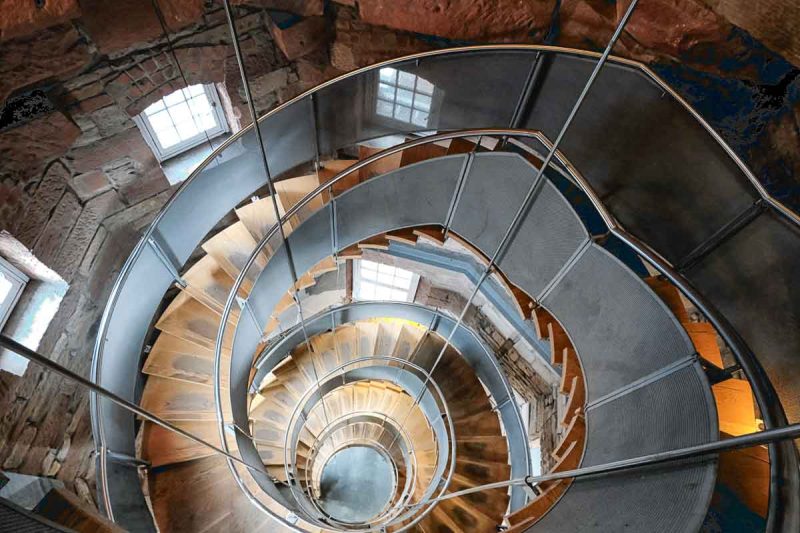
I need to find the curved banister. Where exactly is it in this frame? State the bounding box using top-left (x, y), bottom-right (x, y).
top-left (213, 128), bottom-right (795, 530)
top-left (89, 45), bottom-right (800, 531)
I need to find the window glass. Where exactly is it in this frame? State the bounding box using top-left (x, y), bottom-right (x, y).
top-left (375, 69), bottom-right (435, 127)
top-left (138, 84), bottom-right (228, 160)
top-left (355, 260), bottom-right (417, 302)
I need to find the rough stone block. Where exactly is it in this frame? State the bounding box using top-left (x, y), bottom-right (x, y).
top-left (68, 129), bottom-right (156, 174)
top-left (0, 24), bottom-right (91, 102)
top-left (0, 111), bottom-right (80, 184)
top-left (52, 190), bottom-right (124, 281)
top-left (118, 166), bottom-right (171, 205)
top-left (71, 171), bottom-right (112, 201)
top-left (358, 0), bottom-right (555, 40)
top-left (80, 0), bottom-right (205, 55)
top-left (13, 162), bottom-right (71, 248)
top-left (270, 16), bottom-right (330, 60)
top-left (0, 0), bottom-right (81, 42)
top-left (33, 191), bottom-right (82, 266)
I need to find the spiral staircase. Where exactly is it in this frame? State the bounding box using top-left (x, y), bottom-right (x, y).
top-left (77, 45), bottom-right (800, 533)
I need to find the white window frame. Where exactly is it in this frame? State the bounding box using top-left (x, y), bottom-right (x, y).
top-left (354, 260), bottom-right (420, 303)
top-left (133, 84), bottom-right (229, 162)
top-left (0, 256), bottom-right (28, 330)
top-left (371, 68), bottom-right (441, 130)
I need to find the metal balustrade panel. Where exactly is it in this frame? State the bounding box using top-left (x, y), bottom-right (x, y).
top-left (315, 51), bottom-right (535, 154)
top-left (498, 179), bottom-right (589, 299)
top-left (686, 209), bottom-right (800, 427)
top-left (335, 156), bottom-right (465, 247)
top-left (532, 364), bottom-right (716, 533)
top-left (524, 52), bottom-right (759, 265)
top-left (156, 97), bottom-right (316, 265)
top-left (449, 152), bottom-right (540, 257)
top-left (97, 244), bottom-right (175, 454)
top-left (101, 460), bottom-right (157, 533)
top-left (542, 243), bottom-right (694, 403)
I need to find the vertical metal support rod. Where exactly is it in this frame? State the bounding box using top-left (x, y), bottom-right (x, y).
top-left (222, 0), bottom-right (330, 426)
top-left (0, 334), bottom-right (265, 475)
top-left (390, 0), bottom-right (641, 445)
top-left (147, 237), bottom-right (186, 288)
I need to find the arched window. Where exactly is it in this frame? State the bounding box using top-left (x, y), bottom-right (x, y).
top-left (134, 84), bottom-right (229, 162)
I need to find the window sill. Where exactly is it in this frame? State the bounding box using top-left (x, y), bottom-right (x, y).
top-left (161, 133), bottom-right (231, 185)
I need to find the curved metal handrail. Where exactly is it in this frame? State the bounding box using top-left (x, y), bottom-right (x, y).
top-left (89, 44), bottom-right (799, 527)
top-left (300, 414), bottom-right (418, 528)
top-left (215, 128), bottom-right (794, 530)
top-left (278, 355), bottom-right (455, 532)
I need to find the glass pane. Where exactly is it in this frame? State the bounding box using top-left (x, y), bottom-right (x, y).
top-left (168, 102), bottom-right (193, 125)
top-left (361, 267), bottom-right (378, 281)
top-left (176, 121), bottom-right (200, 141)
top-left (164, 89), bottom-right (186, 106)
top-left (379, 68), bottom-right (397, 84)
top-left (378, 83), bottom-right (396, 101)
top-left (199, 113), bottom-right (217, 131)
top-left (188, 84), bottom-right (205, 96)
top-left (414, 94), bottom-right (432, 112)
top-left (156, 126), bottom-right (181, 148)
top-left (397, 71), bottom-right (416, 89)
top-left (376, 99), bottom-right (393, 118)
top-left (145, 99), bottom-right (165, 114)
top-left (394, 105), bottom-right (411, 122)
top-left (148, 111), bottom-right (173, 133)
top-left (375, 285), bottom-right (393, 300)
top-left (188, 95), bottom-right (212, 116)
top-left (411, 109), bottom-right (429, 127)
top-left (396, 88), bottom-right (413, 108)
top-left (416, 77), bottom-right (434, 95)
top-left (391, 289), bottom-right (407, 301)
top-left (377, 264), bottom-right (394, 275)
top-left (0, 272), bottom-right (12, 303)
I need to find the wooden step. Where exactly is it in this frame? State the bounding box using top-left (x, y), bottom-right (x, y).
top-left (182, 254), bottom-right (242, 316)
top-left (201, 222), bottom-right (267, 292)
top-left (455, 457), bottom-right (511, 487)
top-left (140, 376), bottom-right (231, 421)
top-left (438, 496), bottom-right (500, 532)
top-left (412, 225), bottom-right (446, 246)
top-left (561, 377), bottom-right (585, 426)
top-left (552, 413), bottom-right (585, 460)
top-left (155, 291), bottom-right (234, 350)
top-left (547, 321), bottom-right (569, 366)
top-left (357, 144), bottom-right (403, 182)
top-left (357, 235), bottom-right (391, 250)
top-left (455, 436), bottom-right (510, 464)
top-left (507, 479), bottom-right (567, 527)
top-left (398, 142), bottom-right (448, 167)
top-left (140, 420), bottom-right (237, 467)
top-left (559, 347), bottom-right (581, 395)
top-left (385, 228), bottom-right (419, 245)
top-left (235, 195), bottom-right (286, 243)
top-left (33, 486), bottom-right (124, 533)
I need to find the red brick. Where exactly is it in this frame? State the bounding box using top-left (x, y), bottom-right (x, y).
top-left (77, 94), bottom-right (115, 114)
top-left (0, 0), bottom-right (81, 42)
top-left (68, 129), bottom-right (156, 174)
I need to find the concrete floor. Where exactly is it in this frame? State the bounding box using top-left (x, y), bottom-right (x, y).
top-left (318, 446), bottom-right (395, 523)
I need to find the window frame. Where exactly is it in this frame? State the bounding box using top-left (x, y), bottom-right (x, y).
top-left (353, 259), bottom-right (420, 303)
top-left (133, 84), bottom-right (229, 162)
top-left (370, 68), bottom-right (442, 130)
top-left (0, 256), bottom-right (28, 330)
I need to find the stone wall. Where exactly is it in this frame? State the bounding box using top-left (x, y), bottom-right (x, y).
top-left (0, 0), bottom-right (798, 515)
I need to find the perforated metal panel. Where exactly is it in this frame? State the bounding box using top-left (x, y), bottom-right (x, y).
top-left (335, 156), bottom-right (465, 247)
top-left (499, 178), bottom-right (589, 299)
top-left (532, 365), bottom-right (716, 532)
top-left (542, 243), bottom-right (694, 402)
